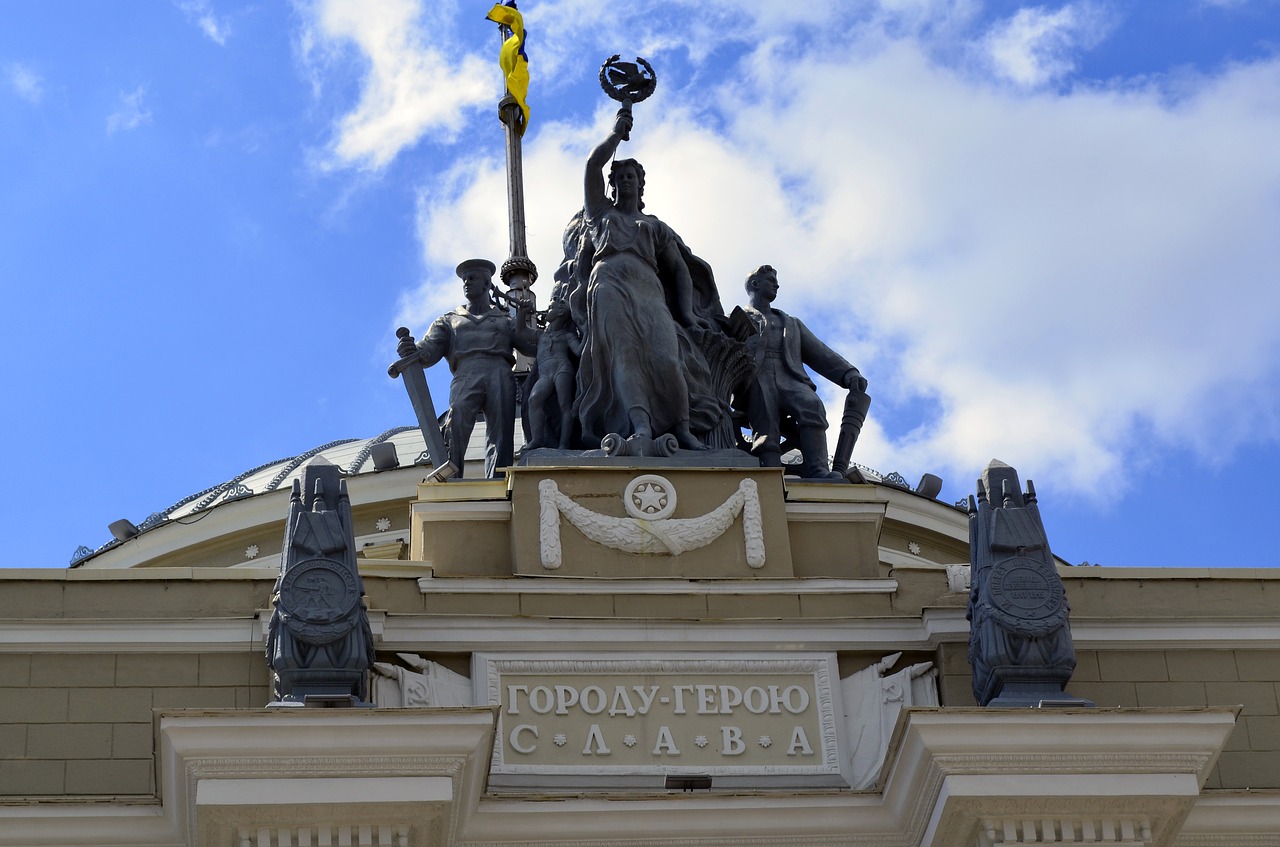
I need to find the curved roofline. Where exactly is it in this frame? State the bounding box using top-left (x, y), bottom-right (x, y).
top-left (71, 424), bottom-right (960, 567)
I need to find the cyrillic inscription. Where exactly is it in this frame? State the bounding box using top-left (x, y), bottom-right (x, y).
top-left (474, 654), bottom-right (844, 781)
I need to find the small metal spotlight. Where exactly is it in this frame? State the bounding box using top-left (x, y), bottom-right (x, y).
top-left (108, 519), bottom-right (140, 542)
top-left (370, 442), bottom-right (400, 471)
top-left (423, 460), bottom-right (458, 483)
top-left (915, 473), bottom-right (943, 499)
top-left (664, 774), bottom-right (712, 792)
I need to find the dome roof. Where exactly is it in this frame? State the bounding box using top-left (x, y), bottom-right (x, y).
top-left (72, 425), bottom-right (442, 566)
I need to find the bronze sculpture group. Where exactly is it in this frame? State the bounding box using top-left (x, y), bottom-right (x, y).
top-left (393, 59), bottom-right (870, 480)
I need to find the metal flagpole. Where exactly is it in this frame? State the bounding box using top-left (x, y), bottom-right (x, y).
top-left (491, 11), bottom-right (537, 442)
top-left (494, 19), bottom-right (536, 315)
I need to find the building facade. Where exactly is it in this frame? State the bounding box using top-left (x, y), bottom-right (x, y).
top-left (2, 429), bottom-right (1278, 846)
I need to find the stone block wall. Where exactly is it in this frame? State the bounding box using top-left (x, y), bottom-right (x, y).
top-left (0, 652), bottom-right (271, 796)
top-left (934, 644), bottom-right (1280, 790)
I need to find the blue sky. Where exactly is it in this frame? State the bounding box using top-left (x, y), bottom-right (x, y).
top-left (3, 0), bottom-right (1279, 569)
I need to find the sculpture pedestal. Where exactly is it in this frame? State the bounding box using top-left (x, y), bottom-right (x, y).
top-left (508, 466), bottom-right (793, 578)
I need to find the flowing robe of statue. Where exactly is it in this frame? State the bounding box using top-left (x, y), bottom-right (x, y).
top-left (571, 207), bottom-right (724, 446)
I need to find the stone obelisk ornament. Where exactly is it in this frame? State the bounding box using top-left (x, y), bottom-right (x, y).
top-left (966, 460), bottom-right (1090, 707)
top-left (599, 55), bottom-right (656, 140)
top-left (266, 458), bottom-right (375, 706)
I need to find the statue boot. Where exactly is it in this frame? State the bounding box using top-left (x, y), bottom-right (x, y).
top-left (750, 435), bottom-right (783, 468)
top-left (798, 426), bottom-right (846, 482)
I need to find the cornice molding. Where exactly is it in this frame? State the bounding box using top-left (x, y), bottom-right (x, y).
top-left (418, 577), bottom-right (898, 595)
top-left (9, 610), bottom-right (1280, 653)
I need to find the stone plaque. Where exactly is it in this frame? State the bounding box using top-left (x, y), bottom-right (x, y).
top-left (473, 653), bottom-right (847, 788)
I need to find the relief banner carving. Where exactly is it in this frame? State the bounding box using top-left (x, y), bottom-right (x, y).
top-left (538, 475), bottom-right (764, 570)
top-left (840, 652), bottom-right (939, 789)
top-left (371, 653), bottom-right (474, 708)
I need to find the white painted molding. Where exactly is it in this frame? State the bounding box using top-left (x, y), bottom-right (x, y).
top-left (380, 613), bottom-right (971, 653)
top-left (8, 609), bottom-right (1280, 655)
top-left (879, 547), bottom-right (955, 569)
top-left (0, 617), bottom-right (261, 652)
top-left (0, 708), bottom-right (1252, 847)
top-left (1175, 792), bottom-right (1280, 846)
top-left (881, 488), bottom-right (969, 541)
top-left (1067, 618), bottom-right (1280, 649)
top-left (0, 610), bottom-right (385, 652)
top-left (418, 577), bottom-right (898, 595)
top-left (412, 500), bottom-right (512, 522)
top-left (165, 708), bottom-right (496, 847)
top-left (783, 501), bottom-right (886, 522)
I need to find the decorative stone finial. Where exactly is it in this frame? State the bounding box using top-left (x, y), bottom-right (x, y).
top-left (266, 457), bottom-right (375, 706)
top-left (967, 460), bottom-right (1091, 707)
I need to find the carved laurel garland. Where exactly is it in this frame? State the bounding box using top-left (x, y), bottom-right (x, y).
top-left (538, 477), bottom-right (764, 569)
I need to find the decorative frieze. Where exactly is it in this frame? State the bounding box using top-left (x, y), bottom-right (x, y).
top-left (978, 816), bottom-right (1152, 846)
top-left (237, 824), bottom-right (409, 847)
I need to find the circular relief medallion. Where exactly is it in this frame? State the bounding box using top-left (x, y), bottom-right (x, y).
top-left (280, 557), bottom-right (359, 625)
top-left (986, 555), bottom-right (1067, 633)
top-left (623, 474), bottom-right (677, 520)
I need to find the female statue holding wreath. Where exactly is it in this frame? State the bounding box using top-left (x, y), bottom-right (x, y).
top-left (569, 108), bottom-right (727, 451)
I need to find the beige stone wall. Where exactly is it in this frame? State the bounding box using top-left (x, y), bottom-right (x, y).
top-left (0, 572), bottom-right (277, 619)
top-left (0, 652), bottom-right (271, 796)
top-left (934, 643), bottom-right (1280, 790)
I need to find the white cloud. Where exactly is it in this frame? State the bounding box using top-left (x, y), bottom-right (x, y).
top-left (106, 86), bottom-right (153, 134)
top-left (397, 9), bottom-right (1280, 501)
top-left (298, 0), bottom-right (492, 170)
top-left (176, 0), bottom-right (232, 46)
top-left (8, 63), bottom-right (43, 103)
top-left (982, 3), bottom-right (1110, 88)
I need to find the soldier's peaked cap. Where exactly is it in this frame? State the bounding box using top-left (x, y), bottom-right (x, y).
top-left (456, 258), bottom-right (497, 278)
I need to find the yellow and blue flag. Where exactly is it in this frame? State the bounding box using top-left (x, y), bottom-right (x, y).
top-left (485, 2), bottom-right (530, 134)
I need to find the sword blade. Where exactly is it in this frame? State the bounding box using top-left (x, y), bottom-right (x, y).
top-left (392, 359), bottom-right (449, 471)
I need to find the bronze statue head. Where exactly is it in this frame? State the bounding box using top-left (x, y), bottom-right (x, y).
top-left (745, 264), bottom-right (778, 294)
top-left (608, 158), bottom-right (646, 210)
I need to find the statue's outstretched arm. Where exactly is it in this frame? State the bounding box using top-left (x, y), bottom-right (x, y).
top-left (584, 111), bottom-right (631, 214)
